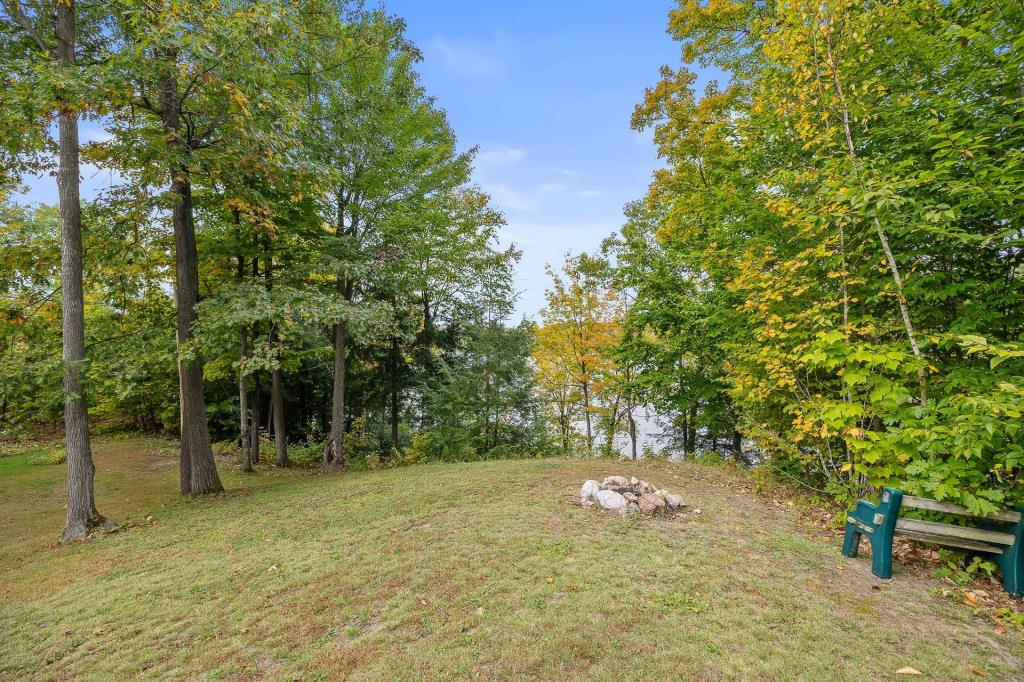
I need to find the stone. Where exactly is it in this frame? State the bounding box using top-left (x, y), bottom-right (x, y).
top-left (596, 489), bottom-right (628, 511)
top-left (580, 480), bottom-right (601, 504)
top-left (623, 492), bottom-right (638, 502)
top-left (641, 480), bottom-right (656, 493)
top-left (638, 496), bottom-right (657, 513)
top-left (630, 476), bottom-right (640, 486)
top-left (602, 476), bottom-right (629, 488)
top-left (664, 494), bottom-right (685, 509)
top-left (639, 493), bottom-right (666, 513)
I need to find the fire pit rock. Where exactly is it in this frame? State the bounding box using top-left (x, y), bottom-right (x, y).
top-left (579, 476), bottom-right (687, 515)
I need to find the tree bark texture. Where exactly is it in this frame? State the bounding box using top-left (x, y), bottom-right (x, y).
top-left (239, 326), bottom-right (252, 472)
top-left (325, 320), bottom-right (346, 468)
top-left (57, 0), bottom-right (112, 543)
top-left (161, 69), bottom-right (222, 495)
top-left (264, 255), bottom-right (288, 467)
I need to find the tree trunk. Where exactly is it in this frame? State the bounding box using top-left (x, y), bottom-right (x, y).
top-left (628, 409), bottom-right (638, 460)
top-left (161, 70), bottom-right (222, 496)
top-left (57, 0), bottom-right (111, 543)
top-left (558, 394), bottom-right (570, 453)
top-left (732, 429), bottom-right (744, 462)
top-left (250, 366), bottom-right (261, 464)
top-left (239, 326), bottom-right (252, 473)
top-left (390, 335), bottom-right (400, 451)
top-left (605, 396), bottom-right (621, 456)
top-left (264, 254), bottom-right (288, 467)
top-left (237, 249), bottom-right (252, 473)
top-left (249, 256), bottom-right (260, 465)
top-left (271, 365), bottom-right (288, 467)
top-left (823, 30), bottom-right (927, 405)
top-left (325, 320), bottom-right (346, 468)
top-left (325, 190), bottom-right (350, 469)
top-left (681, 411), bottom-right (690, 457)
top-left (688, 406), bottom-right (697, 454)
top-left (581, 374), bottom-right (593, 456)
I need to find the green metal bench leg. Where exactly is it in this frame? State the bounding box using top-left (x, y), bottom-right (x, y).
top-left (869, 523), bottom-right (896, 579)
top-left (842, 488), bottom-right (903, 580)
top-left (842, 524), bottom-right (861, 558)
top-left (995, 507), bottom-right (1024, 598)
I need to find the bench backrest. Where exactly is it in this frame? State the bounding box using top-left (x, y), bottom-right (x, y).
top-left (901, 495), bottom-right (1023, 524)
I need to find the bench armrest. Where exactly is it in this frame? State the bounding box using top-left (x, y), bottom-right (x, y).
top-left (843, 488), bottom-right (905, 579)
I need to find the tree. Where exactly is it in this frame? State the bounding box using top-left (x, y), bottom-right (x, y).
top-left (414, 320), bottom-right (543, 461)
top-left (306, 16), bottom-right (475, 468)
top-left (103, 0), bottom-right (312, 493)
top-left (537, 254), bottom-right (622, 456)
top-left (622, 0), bottom-right (1024, 509)
top-left (1, 0), bottom-right (115, 540)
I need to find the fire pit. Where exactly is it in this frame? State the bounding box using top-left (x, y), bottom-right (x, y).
top-left (579, 475), bottom-right (687, 515)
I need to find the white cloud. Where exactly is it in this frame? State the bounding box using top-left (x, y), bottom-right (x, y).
top-left (476, 145), bottom-right (527, 167)
top-left (577, 189), bottom-right (603, 199)
top-left (480, 180), bottom-right (573, 213)
top-left (539, 182), bottom-right (568, 195)
top-left (427, 35), bottom-right (513, 77)
top-left (484, 183), bottom-right (535, 212)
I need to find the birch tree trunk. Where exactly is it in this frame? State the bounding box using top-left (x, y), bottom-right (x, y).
top-left (824, 29), bottom-right (927, 405)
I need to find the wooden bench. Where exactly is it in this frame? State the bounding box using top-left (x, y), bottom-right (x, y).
top-left (841, 487), bottom-right (1024, 596)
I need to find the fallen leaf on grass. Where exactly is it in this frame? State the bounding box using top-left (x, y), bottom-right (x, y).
top-left (970, 668), bottom-right (987, 677)
top-left (420, 599), bottom-right (427, 606)
top-left (896, 667), bottom-right (923, 676)
top-left (964, 591), bottom-right (979, 606)
top-left (546, 576), bottom-right (554, 584)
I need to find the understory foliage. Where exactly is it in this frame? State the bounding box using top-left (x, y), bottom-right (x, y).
top-left (603, 0), bottom-right (1024, 511)
top-left (1, 2), bottom-right (543, 470)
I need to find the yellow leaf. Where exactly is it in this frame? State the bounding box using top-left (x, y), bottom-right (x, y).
top-left (896, 667), bottom-right (923, 676)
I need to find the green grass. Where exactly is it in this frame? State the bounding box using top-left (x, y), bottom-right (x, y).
top-left (1, 438), bottom-right (1022, 680)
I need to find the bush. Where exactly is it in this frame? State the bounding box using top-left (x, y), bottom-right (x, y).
top-left (211, 441), bottom-right (238, 460)
top-left (288, 441), bottom-right (323, 469)
top-left (27, 445), bottom-right (66, 466)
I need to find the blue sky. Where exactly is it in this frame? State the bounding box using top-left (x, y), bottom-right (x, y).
top-left (16, 1), bottom-right (707, 320)
top-left (386, 0), bottom-right (688, 319)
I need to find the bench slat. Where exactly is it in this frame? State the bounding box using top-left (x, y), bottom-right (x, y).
top-left (895, 518), bottom-right (1016, 546)
top-left (902, 496), bottom-right (1022, 523)
top-left (894, 529), bottom-right (1004, 555)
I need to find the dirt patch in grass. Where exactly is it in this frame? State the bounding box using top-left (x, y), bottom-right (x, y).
top-left (0, 442), bottom-right (1022, 680)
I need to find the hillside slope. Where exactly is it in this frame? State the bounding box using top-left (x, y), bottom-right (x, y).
top-left (1, 440), bottom-right (1021, 680)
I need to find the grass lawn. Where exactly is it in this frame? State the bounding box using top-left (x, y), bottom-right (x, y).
top-left (1, 438), bottom-right (1022, 681)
